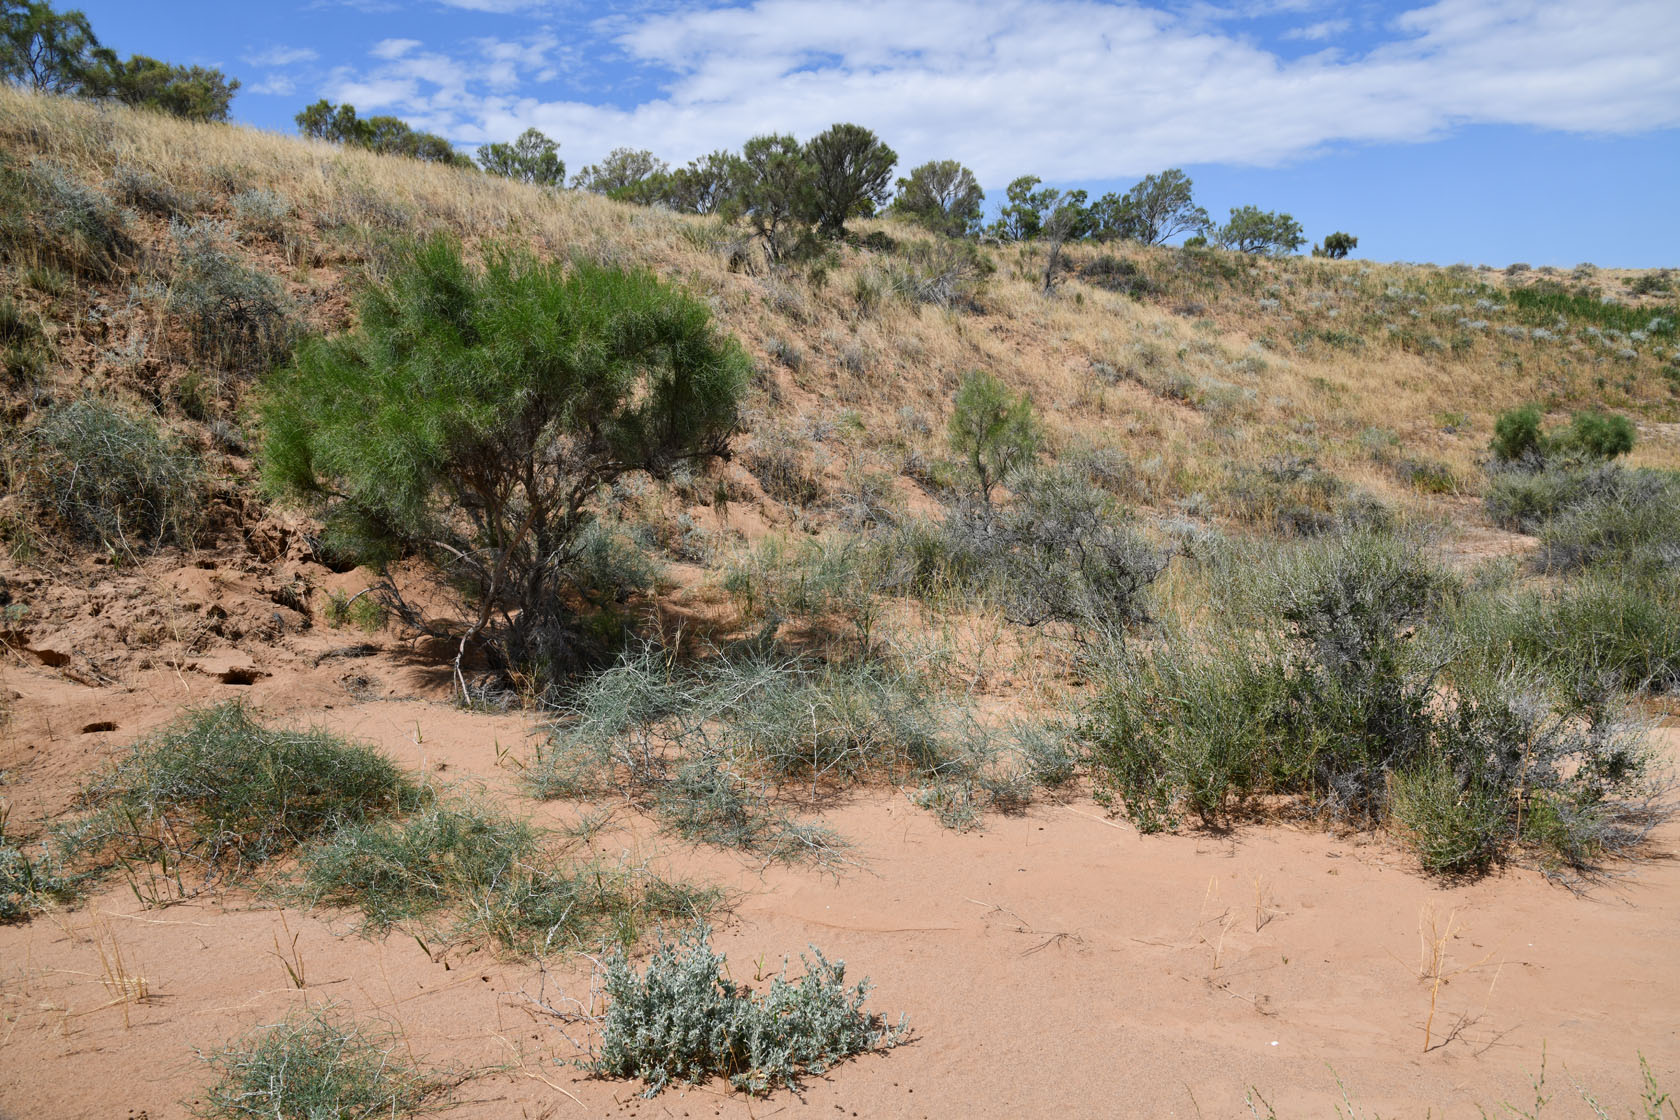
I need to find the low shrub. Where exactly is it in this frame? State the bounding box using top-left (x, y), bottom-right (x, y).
top-left (1452, 571), bottom-right (1680, 700)
top-left (195, 1004), bottom-right (456, 1120)
top-left (167, 218), bottom-right (293, 373)
top-left (1, 834), bottom-right (78, 922)
top-left (587, 924), bottom-right (907, 1097)
top-left (1491, 404), bottom-right (1544, 463)
top-left (929, 465), bottom-right (1167, 631)
top-left (71, 702), bottom-right (423, 885)
top-left (1534, 470), bottom-right (1680, 575)
top-left (0, 157), bottom-right (134, 278)
top-left (9, 397), bottom-right (204, 552)
top-left (109, 166), bottom-right (192, 218)
top-left (1553, 409), bottom-right (1637, 462)
top-left (295, 801), bottom-right (717, 952)
top-left (1087, 531), bottom-right (1662, 875)
top-left (882, 238), bottom-right (993, 310)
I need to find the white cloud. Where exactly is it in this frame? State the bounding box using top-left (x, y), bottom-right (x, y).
top-left (247, 75), bottom-right (298, 97)
top-left (1283, 18), bottom-right (1350, 40)
top-left (371, 38), bottom-right (424, 60)
top-left (320, 0), bottom-right (1680, 183)
top-left (246, 45), bottom-right (319, 67)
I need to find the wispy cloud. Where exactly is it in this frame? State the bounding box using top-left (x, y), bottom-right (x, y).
top-left (311, 0), bottom-right (1680, 181)
top-left (1283, 18), bottom-right (1351, 40)
top-left (245, 45), bottom-right (319, 67)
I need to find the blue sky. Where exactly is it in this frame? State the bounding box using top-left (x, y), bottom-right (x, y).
top-left (72, 1), bottom-right (1680, 267)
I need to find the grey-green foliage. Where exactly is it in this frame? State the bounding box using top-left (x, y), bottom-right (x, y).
top-left (587, 923), bottom-right (906, 1097)
top-left (11, 396), bottom-right (204, 552)
top-left (891, 159), bottom-right (983, 238)
top-left (1088, 531), bottom-right (1662, 876)
top-left (167, 217), bottom-right (292, 372)
top-left (72, 701), bottom-right (422, 883)
top-left (0, 156), bottom-right (134, 278)
top-left (1216, 205), bottom-right (1305, 256)
top-left (933, 465), bottom-right (1167, 631)
top-left (294, 801), bottom-right (717, 952)
top-left (1, 834), bottom-right (77, 921)
top-left (195, 1004), bottom-right (455, 1120)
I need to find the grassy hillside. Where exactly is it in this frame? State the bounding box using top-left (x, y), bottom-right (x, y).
top-left (1, 84), bottom-right (1676, 872)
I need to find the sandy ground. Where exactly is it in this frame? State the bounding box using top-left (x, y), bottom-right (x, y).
top-left (1, 655), bottom-right (1677, 1120)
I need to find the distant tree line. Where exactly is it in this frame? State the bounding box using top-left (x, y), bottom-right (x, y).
top-left (1, 0), bottom-right (239, 121)
top-left (4, 2), bottom-right (1355, 259)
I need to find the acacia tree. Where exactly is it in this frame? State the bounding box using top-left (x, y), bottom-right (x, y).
top-left (736, 133), bottom-right (815, 262)
top-left (804, 122), bottom-right (896, 238)
top-left (891, 159), bottom-right (984, 238)
top-left (295, 100), bottom-right (471, 168)
top-left (1313, 231), bottom-right (1358, 259)
top-left (82, 54), bottom-right (239, 120)
top-left (660, 150), bottom-right (742, 214)
top-left (1106, 169), bottom-right (1209, 245)
top-left (262, 237), bottom-right (750, 686)
top-left (1217, 205), bottom-right (1305, 255)
top-left (477, 127), bottom-right (564, 186)
top-left (0, 0), bottom-right (100, 93)
top-left (572, 147), bottom-right (668, 194)
top-left (947, 370), bottom-right (1041, 506)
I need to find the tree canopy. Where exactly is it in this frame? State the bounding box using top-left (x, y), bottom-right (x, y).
top-left (804, 122), bottom-right (897, 238)
top-left (892, 160), bottom-right (984, 239)
top-left (262, 236), bottom-right (750, 681)
top-left (477, 127), bottom-right (564, 187)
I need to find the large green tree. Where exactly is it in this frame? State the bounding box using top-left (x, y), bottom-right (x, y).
top-left (476, 127), bottom-right (564, 186)
top-left (803, 122), bottom-right (896, 238)
top-left (82, 54), bottom-right (239, 121)
top-left (1096, 169), bottom-right (1209, 246)
top-left (262, 237), bottom-right (750, 684)
top-left (891, 159), bottom-right (983, 238)
top-left (572, 147), bottom-right (668, 195)
top-left (295, 100), bottom-right (472, 168)
top-left (735, 133), bottom-right (816, 262)
top-left (0, 0), bottom-right (99, 93)
top-left (1217, 205), bottom-right (1306, 255)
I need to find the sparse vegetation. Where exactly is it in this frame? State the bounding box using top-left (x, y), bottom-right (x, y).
top-left (69, 702), bottom-right (424, 885)
top-left (6, 396), bottom-right (203, 553)
top-left (586, 923), bottom-right (906, 1097)
top-left (295, 800), bottom-right (718, 952)
top-left (196, 1004), bottom-right (457, 1120)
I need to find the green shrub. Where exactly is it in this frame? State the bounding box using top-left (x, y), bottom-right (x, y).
top-left (946, 370), bottom-right (1040, 505)
top-left (1390, 755), bottom-right (1508, 877)
top-left (1491, 404), bottom-right (1544, 463)
top-left (1484, 462), bottom-right (1615, 531)
top-left (1087, 532), bottom-right (1663, 875)
top-left (9, 397), bottom-right (203, 552)
top-left (72, 702), bottom-right (423, 882)
top-left (1553, 409), bottom-right (1636, 461)
top-left (262, 236), bottom-right (749, 682)
top-left (587, 923), bottom-right (906, 1097)
top-left (167, 218), bottom-right (293, 373)
top-left (921, 464), bottom-right (1167, 631)
top-left (295, 801), bottom-right (716, 951)
top-left (1534, 470), bottom-right (1679, 574)
top-left (196, 1004), bottom-right (455, 1120)
top-left (1453, 571), bottom-right (1680, 698)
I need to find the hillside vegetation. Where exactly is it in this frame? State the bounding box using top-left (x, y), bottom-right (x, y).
top-left (1, 85), bottom-right (1679, 1113)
